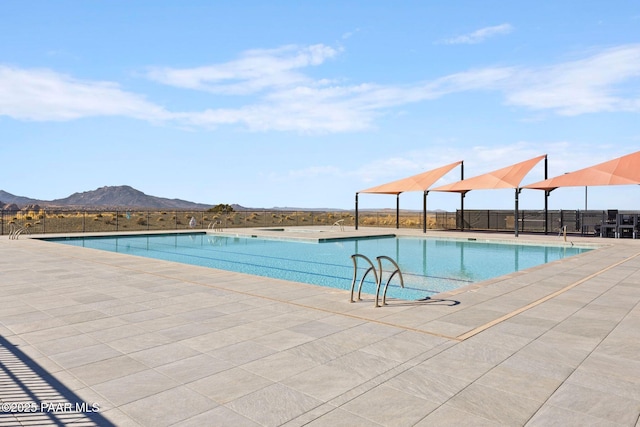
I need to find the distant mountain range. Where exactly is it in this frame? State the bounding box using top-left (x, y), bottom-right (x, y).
top-left (0, 186), bottom-right (218, 210)
top-left (0, 186), bottom-right (363, 212)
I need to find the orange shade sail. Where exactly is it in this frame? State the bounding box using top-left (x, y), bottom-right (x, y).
top-left (358, 161), bottom-right (462, 194)
top-left (524, 150), bottom-right (640, 191)
top-left (431, 155), bottom-right (547, 193)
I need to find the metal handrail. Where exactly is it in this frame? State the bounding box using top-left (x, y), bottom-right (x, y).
top-left (9, 224), bottom-right (30, 240)
top-left (350, 254), bottom-right (404, 307)
top-left (332, 219), bottom-right (345, 231)
top-left (208, 220), bottom-right (223, 231)
top-left (375, 256), bottom-right (404, 307)
top-left (349, 254), bottom-right (378, 303)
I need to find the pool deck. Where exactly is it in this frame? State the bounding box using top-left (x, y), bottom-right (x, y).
top-left (1, 227), bottom-right (639, 426)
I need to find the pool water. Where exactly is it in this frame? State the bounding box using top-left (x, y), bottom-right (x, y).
top-left (45, 233), bottom-right (591, 301)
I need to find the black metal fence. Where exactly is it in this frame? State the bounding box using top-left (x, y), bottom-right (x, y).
top-left (0, 209), bottom-right (357, 235)
top-left (0, 208), bottom-right (619, 236)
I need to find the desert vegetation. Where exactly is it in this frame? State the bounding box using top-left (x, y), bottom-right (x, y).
top-left (0, 208), bottom-right (459, 235)
top-left (2, 208), bottom-right (590, 236)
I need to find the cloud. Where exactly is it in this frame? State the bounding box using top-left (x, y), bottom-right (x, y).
top-left (440, 24), bottom-right (513, 45)
top-left (0, 66), bottom-right (171, 122)
top-left (1, 43), bottom-right (639, 132)
top-left (504, 44), bottom-right (640, 115)
top-left (146, 44), bottom-right (341, 95)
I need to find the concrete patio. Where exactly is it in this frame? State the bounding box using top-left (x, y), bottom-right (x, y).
top-left (1, 227), bottom-right (639, 426)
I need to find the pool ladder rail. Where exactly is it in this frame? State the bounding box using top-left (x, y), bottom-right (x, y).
top-left (8, 224), bottom-right (30, 240)
top-left (208, 220), bottom-right (224, 232)
top-left (350, 254), bottom-right (404, 308)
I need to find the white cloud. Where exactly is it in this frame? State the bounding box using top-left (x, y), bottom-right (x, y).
top-left (146, 44), bottom-right (341, 95)
top-left (0, 66), bottom-right (171, 122)
top-left (2, 43), bottom-right (639, 132)
top-left (441, 24), bottom-right (513, 45)
top-left (504, 44), bottom-right (640, 115)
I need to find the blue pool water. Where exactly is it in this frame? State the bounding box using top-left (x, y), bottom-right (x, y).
top-left (44, 233), bottom-right (591, 301)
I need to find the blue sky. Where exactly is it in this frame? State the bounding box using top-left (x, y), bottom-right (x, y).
top-left (1, 1), bottom-right (639, 211)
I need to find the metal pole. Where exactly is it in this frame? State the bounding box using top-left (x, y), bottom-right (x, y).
top-left (460, 161), bottom-right (465, 232)
top-left (423, 191), bottom-right (428, 233)
top-left (396, 194), bottom-right (400, 229)
top-left (355, 193), bottom-right (359, 230)
top-left (585, 186), bottom-right (588, 211)
top-left (515, 188), bottom-right (520, 237)
top-left (544, 155), bottom-right (549, 235)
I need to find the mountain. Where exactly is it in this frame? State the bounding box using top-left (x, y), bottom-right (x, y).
top-left (1, 186), bottom-right (213, 210)
top-left (0, 190), bottom-right (41, 206)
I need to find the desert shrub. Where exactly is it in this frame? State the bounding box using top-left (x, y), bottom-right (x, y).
top-left (96, 213), bottom-right (103, 218)
top-left (157, 217), bottom-right (164, 222)
top-left (25, 216), bottom-right (33, 220)
top-left (137, 218), bottom-right (147, 226)
top-left (57, 215), bottom-right (64, 218)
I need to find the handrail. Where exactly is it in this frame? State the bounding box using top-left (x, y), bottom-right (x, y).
top-left (9, 224), bottom-right (30, 240)
top-left (349, 254), bottom-right (378, 303)
top-left (375, 256), bottom-right (404, 307)
top-left (350, 254), bottom-right (404, 307)
top-left (208, 220), bottom-right (223, 231)
top-left (332, 219), bottom-right (345, 231)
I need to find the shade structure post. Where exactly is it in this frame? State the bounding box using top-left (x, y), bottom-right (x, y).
top-left (544, 155), bottom-right (548, 235)
top-left (355, 193), bottom-right (359, 230)
top-left (396, 194), bottom-right (400, 229)
top-left (423, 191), bottom-right (428, 233)
top-left (460, 161), bottom-right (465, 232)
top-left (515, 188), bottom-right (520, 237)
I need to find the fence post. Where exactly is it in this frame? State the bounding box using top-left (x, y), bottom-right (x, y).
top-left (43, 209), bottom-right (46, 234)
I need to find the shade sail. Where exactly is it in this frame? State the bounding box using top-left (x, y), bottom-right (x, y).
top-left (524, 150), bottom-right (640, 191)
top-left (430, 155), bottom-right (547, 194)
top-left (358, 161), bottom-right (462, 194)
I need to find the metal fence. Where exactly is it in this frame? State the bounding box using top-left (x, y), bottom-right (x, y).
top-left (0, 209), bottom-right (356, 235)
top-left (0, 208), bottom-right (618, 236)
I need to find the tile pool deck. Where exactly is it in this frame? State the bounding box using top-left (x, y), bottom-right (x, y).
top-left (1, 227), bottom-right (639, 426)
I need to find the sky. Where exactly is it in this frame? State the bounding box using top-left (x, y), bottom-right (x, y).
top-left (1, 1), bottom-right (639, 212)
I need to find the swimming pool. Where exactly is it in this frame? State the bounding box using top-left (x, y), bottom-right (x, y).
top-left (44, 233), bottom-right (591, 301)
